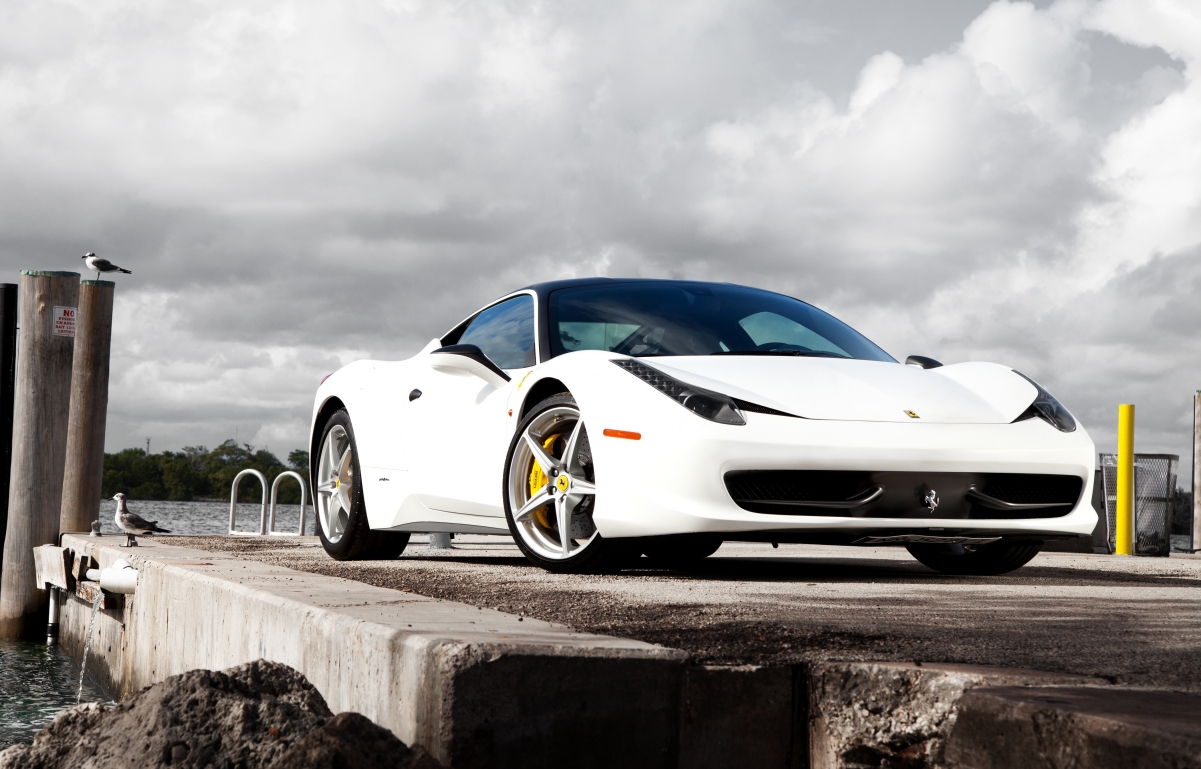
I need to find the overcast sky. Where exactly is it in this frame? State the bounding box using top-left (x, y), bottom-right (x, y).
top-left (0, 0), bottom-right (1197, 480)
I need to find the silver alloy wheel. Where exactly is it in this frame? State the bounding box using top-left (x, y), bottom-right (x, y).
top-left (507, 405), bottom-right (599, 560)
top-left (316, 424), bottom-right (354, 544)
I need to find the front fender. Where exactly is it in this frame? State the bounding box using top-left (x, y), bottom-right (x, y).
top-left (510, 352), bottom-right (719, 536)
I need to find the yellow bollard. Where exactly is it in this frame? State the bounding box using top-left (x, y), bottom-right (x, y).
top-left (1115, 404), bottom-right (1135, 556)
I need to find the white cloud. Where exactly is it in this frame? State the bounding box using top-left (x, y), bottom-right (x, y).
top-left (0, 0), bottom-right (1196, 482)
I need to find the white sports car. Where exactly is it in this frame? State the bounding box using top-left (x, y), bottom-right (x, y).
top-left (309, 279), bottom-right (1096, 575)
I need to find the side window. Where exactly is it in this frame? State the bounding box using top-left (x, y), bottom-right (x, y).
top-left (457, 295), bottom-right (536, 369)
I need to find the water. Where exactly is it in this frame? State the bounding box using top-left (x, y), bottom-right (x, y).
top-left (96, 498), bottom-right (313, 537)
top-left (77, 596), bottom-right (103, 703)
top-left (0, 641), bottom-right (108, 749)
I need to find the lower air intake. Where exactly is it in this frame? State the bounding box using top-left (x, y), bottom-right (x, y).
top-left (724, 470), bottom-right (1083, 519)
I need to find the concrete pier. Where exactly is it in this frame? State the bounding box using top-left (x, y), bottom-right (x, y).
top-left (59, 534), bottom-right (689, 768)
top-left (55, 534), bottom-right (1201, 768)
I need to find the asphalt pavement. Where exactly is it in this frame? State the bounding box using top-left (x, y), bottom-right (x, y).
top-left (168, 534), bottom-right (1201, 693)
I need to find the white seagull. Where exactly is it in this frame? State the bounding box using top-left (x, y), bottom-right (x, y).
top-left (81, 252), bottom-right (132, 281)
top-left (112, 492), bottom-right (169, 547)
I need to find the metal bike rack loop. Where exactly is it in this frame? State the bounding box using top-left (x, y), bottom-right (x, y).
top-left (228, 468), bottom-right (268, 535)
top-left (268, 471), bottom-right (308, 536)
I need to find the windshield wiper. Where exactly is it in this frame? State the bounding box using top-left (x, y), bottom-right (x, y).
top-left (711, 350), bottom-right (850, 359)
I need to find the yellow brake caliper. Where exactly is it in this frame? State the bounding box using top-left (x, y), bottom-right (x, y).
top-left (528, 434), bottom-right (559, 528)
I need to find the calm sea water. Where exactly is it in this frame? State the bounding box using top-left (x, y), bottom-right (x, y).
top-left (0, 500), bottom-right (309, 748)
top-left (96, 498), bottom-right (313, 537)
top-left (0, 641), bottom-right (108, 749)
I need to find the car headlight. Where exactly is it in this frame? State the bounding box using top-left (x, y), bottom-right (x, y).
top-left (1013, 372), bottom-right (1076, 432)
top-left (612, 359), bottom-right (746, 425)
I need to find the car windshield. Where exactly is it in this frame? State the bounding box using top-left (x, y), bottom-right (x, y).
top-left (547, 283), bottom-right (896, 361)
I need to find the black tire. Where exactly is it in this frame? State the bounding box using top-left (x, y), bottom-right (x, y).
top-left (641, 535), bottom-right (722, 567)
top-left (906, 541), bottom-right (1042, 575)
top-left (315, 410), bottom-right (410, 561)
top-left (503, 393), bottom-right (634, 574)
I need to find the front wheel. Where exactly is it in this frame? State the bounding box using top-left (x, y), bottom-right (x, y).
top-left (906, 541), bottom-right (1041, 575)
top-left (314, 410), bottom-right (410, 560)
top-left (503, 394), bottom-right (631, 574)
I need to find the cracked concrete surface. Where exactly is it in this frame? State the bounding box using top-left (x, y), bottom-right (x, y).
top-left (166, 535), bottom-right (1201, 693)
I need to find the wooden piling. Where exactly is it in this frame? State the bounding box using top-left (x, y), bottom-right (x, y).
top-left (60, 280), bottom-right (115, 536)
top-left (0, 284), bottom-right (18, 571)
top-left (0, 271), bottom-right (79, 639)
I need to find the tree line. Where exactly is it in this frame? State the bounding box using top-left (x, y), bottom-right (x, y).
top-left (102, 441), bottom-right (310, 503)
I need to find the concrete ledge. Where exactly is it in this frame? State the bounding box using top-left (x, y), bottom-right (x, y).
top-left (59, 534), bottom-right (688, 768)
top-left (944, 686), bottom-right (1201, 769)
top-left (807, 661), bottom-right (1107, 769)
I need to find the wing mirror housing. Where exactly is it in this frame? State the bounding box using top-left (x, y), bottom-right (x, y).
top-left (905, 355), bottom-right (943, 369)
top-left (430, 344), bottom-right (512, 388)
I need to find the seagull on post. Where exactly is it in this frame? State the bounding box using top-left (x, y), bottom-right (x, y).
top-left (112, 492), bottom-right (170, 547)
top-left (81, 252), bottom-right (132, 281)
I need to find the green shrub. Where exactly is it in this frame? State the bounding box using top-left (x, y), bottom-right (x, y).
top-left (102, 440), bottom-right (309, 504)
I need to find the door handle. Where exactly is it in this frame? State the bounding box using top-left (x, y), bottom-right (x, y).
top-left (409, 389), bottom-right (422, 401)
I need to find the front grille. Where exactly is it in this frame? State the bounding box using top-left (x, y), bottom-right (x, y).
top-left (724, 470), bottom-right (870, 505)
top-left (724, 470), bottom-right (1083, 519)
top-left (976, 474), bottom-right (1082, 506)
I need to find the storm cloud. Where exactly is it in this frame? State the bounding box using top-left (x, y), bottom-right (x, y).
top-left (0, 0), bottom-right (1196, 476)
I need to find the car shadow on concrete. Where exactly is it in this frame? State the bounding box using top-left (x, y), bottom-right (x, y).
top-left (628, 555), bottom-right (1201, 588)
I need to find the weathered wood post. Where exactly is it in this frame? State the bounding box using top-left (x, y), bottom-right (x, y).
top-left (60, 280), bottom-right (115, 535)
top-left (0, 284), bottom-right (18, 570)
top-left (0, 271), bottom-right (79, 639)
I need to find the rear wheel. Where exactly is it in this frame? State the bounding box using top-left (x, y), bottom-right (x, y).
top-left (315, 410), bottom-right (410, 560)
top-left (906, 541), bottom-right (1041, 575)
top-left (503, 394), bottom-right (631, 574)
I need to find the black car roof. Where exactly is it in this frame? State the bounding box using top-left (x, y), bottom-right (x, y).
top-left (517, 277), bottom-right (745, 305)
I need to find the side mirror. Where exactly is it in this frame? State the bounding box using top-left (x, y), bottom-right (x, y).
top-left (905, 355), bottom-right (943, 369)
top-left (430, 344), bottom-right (512, 388)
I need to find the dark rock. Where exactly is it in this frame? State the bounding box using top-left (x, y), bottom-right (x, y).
top-left (0, 660), bottom-right (441, 769)
top-left (944, 686), bottom-right (1201, 769)
top-left (266, 712), bottom-right (441, 769)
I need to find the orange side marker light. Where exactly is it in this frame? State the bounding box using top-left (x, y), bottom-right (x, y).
top-left (603, 429), bottom-right (641, 440)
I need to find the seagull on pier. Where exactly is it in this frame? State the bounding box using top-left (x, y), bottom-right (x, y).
top-left (112, 492), bottom-right (169, 547)
top-left (81, 252), bottom-right (132, 281)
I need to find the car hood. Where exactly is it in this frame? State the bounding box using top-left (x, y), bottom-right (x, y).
top-left (646, 357), bottom-right (1039, 424)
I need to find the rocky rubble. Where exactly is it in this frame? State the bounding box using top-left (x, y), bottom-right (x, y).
top-left (0, 660), bottom-right (441, 769)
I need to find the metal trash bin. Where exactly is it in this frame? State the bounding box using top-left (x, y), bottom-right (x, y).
top-left (1099, 453), bottom-right (1178, 556)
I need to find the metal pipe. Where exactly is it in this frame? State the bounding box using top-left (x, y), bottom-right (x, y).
top-left (1193, 392), bottom-right (1200, 554)
top-left (1116, 404), bottom-right (1135, 556)
top-left (228, 469), bottom-right (268, 535)
top-left (46, 587), bottom-right (60, 640)
top-left (268, 471), bottom-right (308, 535)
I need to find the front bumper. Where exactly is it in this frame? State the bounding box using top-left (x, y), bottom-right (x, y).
top-left (589, 410), bottom-right (1097, 540)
